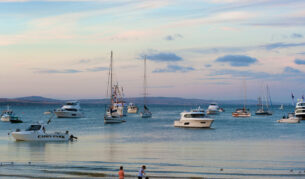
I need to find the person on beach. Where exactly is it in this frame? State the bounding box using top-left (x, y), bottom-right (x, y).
top-left (118, 166), bottom-right (124, 179)
top-left (138, 165), bottom-right (146, 179)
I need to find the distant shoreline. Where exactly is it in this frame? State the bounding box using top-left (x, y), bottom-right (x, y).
top-left (0, 96), bottom-right (286, 105)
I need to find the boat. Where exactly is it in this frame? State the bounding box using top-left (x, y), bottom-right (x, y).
top-left (232, 108), bottom-right (251, 117)
top-left (9, 116), bottom-right (23, 123)
top-left (11, 121), bottom-right (76, 141)
top-left (110, 84), bottom-right (128, 116)
top-left (127, 103), bottom-right (138, 113)
top-left (174, 107), bottom-right (214, 128)
top-left (255, 97), bottom-right (272, 115)
top-left (295, 99), bottom-right (305, 120)
top-left (207, 103), bottom-right (220, 115)
top-left (54, 101), bottom-right (84, 118)
top-left (277, 113), bottom-right (300, 123)
top-left (104, 51), bottom-right (126, 123)
top-left (232, 80), bottom-right (251, 117)
top-left (1, 105), bottom-right (20, 122)
top-left (279, 104), bottom-right (284, 110)
top-left (140, 56), bottom-right (152, 118)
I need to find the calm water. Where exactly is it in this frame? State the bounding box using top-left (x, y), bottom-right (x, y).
top-left (0, 104), bottom-right (304, 178)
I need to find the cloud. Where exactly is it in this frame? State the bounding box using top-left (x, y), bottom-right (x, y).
top-left (34, 69), bottom-right (82, 74)
top-left (205, 64), bottom-right (212, 68)
top-left (215, 55), bottom-right (258, 67)
top-left (291, 33), bottom-right (303, 38)
top-left (153, 64), bottom-right (195, 73)
top-left (209, 66), bottom-right (304, 80)
top-left (284, 66), bottom-right (301, 74)
top-left (294, 59), bottom-right (305, 65)
top-left (262, 42), bottom-right (305, 50)
top-left (164, 34), bottom-right (183, 41)
top-left (79, 59), bottom-right (92, 64)
top-left (86, 66), bottom-right (108, 72)
top-left (141, 51), bottom-right (183, 62)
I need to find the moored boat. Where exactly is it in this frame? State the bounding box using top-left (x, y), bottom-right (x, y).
top-left (277, 113), bottom-right (300, 123)
top-left (174, 107), bottom-right (214, 128)
top-left (11, 121), bottom-right (76, 141)
top-left (207, 103), bottom-right (220, 115)
top-left (232, 108), bottom-right (251, 117)
top-left (127, 103), bottom-right (138, 113)
top-left (295, 99), bottom-right (305, 120)
top-left (54, 101), bottom-right (84, 118)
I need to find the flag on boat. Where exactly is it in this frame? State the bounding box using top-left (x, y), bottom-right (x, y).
top-left (302, 95), bottom-right (304, 100)
top-left (291, 93), bottom-right (294, 99)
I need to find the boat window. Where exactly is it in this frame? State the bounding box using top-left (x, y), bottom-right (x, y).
top-left (184, 114), bottom-right (204, 118)
top-left (65, 108), bottom-right (77, 112)
top-left (26, 125), bottom-right (41, 131)
top-left (66, 102), bottom-right (76, 105)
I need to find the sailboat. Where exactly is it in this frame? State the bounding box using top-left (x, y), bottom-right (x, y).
top-left (104, 51), bottom-right (126, 124)
top-left (255, 85), bottom-right (272, 115)
top-left (232, 80), bottom-right (251, 117)
top-left (140, 56), bottom-right (152, 118)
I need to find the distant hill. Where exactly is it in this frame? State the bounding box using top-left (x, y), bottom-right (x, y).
top-left (0, 96), bottom-right (266, 105)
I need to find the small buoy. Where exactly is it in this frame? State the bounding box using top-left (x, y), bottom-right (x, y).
top-left (290, 169), bottom-right (293, 172)
top-left (220, 168), bottom-right (223, 171)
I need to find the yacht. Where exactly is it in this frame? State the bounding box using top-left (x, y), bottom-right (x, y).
top-left (207, 103), bottom-right (220, 115)
top-left (54, 101), bottom-right (84, 118)
top-left (174, 107), bottom-right (214, 128)
top-left (277, 113), bottom-right (300, 123)
top-left (1, 105), bottom-right (20, 122)
top-left (140, 56), bottom-right (152, 118)
top-left (232, 108), bottom-right (251, 117)
top-left (11, 121), bottom-right (76, 141)
top-left (295, 99), bottom-right (305, 120)
top-left (104, 51), bottom-right (126, 123)
top-left (127, 103), bottom-right (138, 113)
top-left (255, 96), bottom-right (272, 115)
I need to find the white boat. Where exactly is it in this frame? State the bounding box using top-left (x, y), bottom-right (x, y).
top-left (233, 80), bottom-right (251, 117)
top-left (140, 56), bottom-right (152, 118)
top-left (54, 101), bottom-right (84, 118)
top-left (279, 104), bottom-right (284, 110)
top-left (104, 51), bottom-right (126, 123)
top-left (127, 103), bottom-right (138, 113)
top-left (1, 105), bottom-right (18, 122)
top-left (174, 108), bottom-right (214, 128)
top-left (11, 121), bottom-right (76, 141)
top-left (277, 113), bottom-right (300, 123)
top-left (295, 99), bottom-right (305, 120)
top-left (207, 103), bottom-right (220, 115)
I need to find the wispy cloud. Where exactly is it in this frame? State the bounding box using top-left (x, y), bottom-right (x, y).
top-left (141, 50), bottom-right (183, 62)
top-left (215, 55), bottom-right (258, 67)
top-left (164, 34), bottom-right (183, 41)
top-left (153, 64), bottom-right (195, 73)
top-left (294, 59), bottom-right (305, 65)
top-left (205, 64), bottom-right (212, 68)
top-left (262, 42), bottom-right (305, 50)
top-left (86, 66), bottom-right (108, 72)
top-left (291, 33), bottom-right (303, 38)
top-left (34, 69), bottom-right (82, 74)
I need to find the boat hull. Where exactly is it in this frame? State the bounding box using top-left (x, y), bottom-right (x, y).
top-left (277, 118), bottom-right (300, 123)
top-left (11, 132), bottom-right (71, 141)
top-left (232, 112), bottom-right (251, 117)
top-left (140, 112), bottom-right (152, 118)
top-left (207, 110), bottom-right (219, 115)
top-left (174, 119), bottom-right (213, 128)
top-left (104, 116), bottom-right (126, 123)
top-left (54, 111), bottom-right (83, 118)
top-left (127, 108), bottom-right (138, 114)
top-left (295, 114), bottom-right (305, 120)
top-left (255, 111), bottom-right (272, 115)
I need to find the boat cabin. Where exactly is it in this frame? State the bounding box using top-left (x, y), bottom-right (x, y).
top-left (182, 112), bottom-right (205, 119)
top-left (26, 124), bottom-right (43, 131)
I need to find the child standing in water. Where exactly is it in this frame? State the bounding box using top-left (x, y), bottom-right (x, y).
top-left (118, 166), bottom-right (124, 179)
top-left (138, 165), bottom-right (146, 179)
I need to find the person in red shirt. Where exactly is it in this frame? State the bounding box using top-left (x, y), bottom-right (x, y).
top-left (118, 166), bottom-right (124, 179)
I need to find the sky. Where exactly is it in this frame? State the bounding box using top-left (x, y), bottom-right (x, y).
top-left (0, 0), bottom-right (305, 102)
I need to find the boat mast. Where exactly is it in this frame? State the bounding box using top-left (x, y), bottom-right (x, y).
top-left (143, 56), bottom-right (147, 106)
top-left (243, 79), bottom-right (246, 110)
top-left (110, 51), bottom-right (113, 105)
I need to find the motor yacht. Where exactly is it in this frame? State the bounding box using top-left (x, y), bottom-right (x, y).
top-left (295, 99), bottom-right (305, 120)
top-left (277, 113), bottom-right (300, 123)
top-left (232, 108), bottom-right (251, 117)
top-left (54, 101), bottom-right (84, 118)
top-left (174, 107), bottom-right (214, 128)
top-left (207, 103), bottom-right (220, 115)
top-left (1, 105), bottom-right (20, 122)
top-left (11, 121), bottom-right (76, 141)
top-left (127, 103), bottom-right (138, 113)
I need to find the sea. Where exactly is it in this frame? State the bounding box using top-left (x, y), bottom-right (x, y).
top-left (0, 104), bottom-right (304, 178)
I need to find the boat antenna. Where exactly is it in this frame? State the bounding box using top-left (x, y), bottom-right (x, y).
top-left (143, 55), bottom-right (147, 106)
top-left (243, 78), bottom-right (247, 110)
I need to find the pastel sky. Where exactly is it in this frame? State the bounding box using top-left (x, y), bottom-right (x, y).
top-left (0, 0), bottom-right (305, 102)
